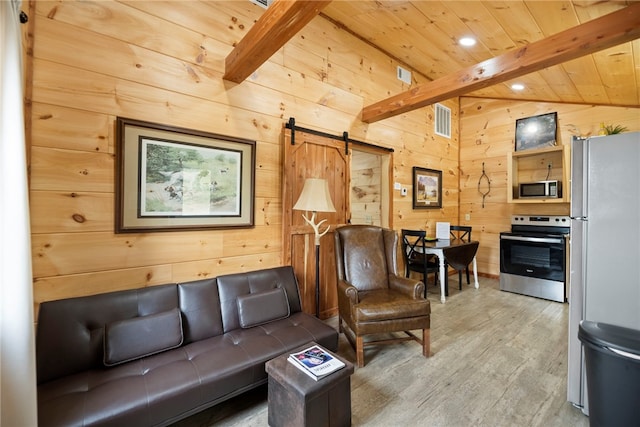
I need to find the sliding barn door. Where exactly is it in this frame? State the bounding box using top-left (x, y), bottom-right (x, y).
top-left (283, 128), bottom-right (349, 319)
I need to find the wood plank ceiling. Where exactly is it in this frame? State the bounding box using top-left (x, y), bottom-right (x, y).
top-left (228, 1), bottom-right (640, 121)
top-left (319, 0), bottom-right (640, 109)
top-left (359, 3), bottom-right (640, 122)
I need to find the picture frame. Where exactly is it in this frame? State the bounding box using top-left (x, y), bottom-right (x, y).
top-left (515, 112), bottom-right (558, 151)
top-left (115, 117), bottom-right (255, 233)
top-left (412, 167), bottom-right (442, 209)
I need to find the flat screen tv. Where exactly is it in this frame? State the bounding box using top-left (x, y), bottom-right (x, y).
top-left (514, 112), bottom-right (557, 151)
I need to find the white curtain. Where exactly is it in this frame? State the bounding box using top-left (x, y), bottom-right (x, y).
top-left (0, 0), bottom-right (38, 425)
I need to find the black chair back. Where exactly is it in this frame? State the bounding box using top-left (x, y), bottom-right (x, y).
top-left (401, 229), bottom-right (438, 293)
top-left (401, 229), bottom-right (426, 265)
top-left (450, 225), bottom-right (472, 242)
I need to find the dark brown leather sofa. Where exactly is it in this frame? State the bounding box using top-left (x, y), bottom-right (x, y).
top-left (36, 266), bottom-right (338, 427)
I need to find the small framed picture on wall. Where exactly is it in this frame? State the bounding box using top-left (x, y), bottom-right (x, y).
top-left (412, 167), bottom-right (442, 209)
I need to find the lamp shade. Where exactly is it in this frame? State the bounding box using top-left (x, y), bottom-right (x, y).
top-left (293, 178), bottom-right (336, 213)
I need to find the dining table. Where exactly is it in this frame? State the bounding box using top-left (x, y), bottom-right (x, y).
top-left (421, 239), bottom-right (480, 303)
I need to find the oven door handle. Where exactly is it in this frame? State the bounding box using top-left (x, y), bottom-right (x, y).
top-left (500, 235), bottom-right (564, 244)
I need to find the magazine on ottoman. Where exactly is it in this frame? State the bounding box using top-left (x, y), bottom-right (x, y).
top-left (287, 344), bottom-right (345, 381)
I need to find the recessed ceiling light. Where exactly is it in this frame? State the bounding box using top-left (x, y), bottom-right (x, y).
top-left (459, 37), bottom-right (476, 47)
top-left (511, 83), bottom-right (525, 91)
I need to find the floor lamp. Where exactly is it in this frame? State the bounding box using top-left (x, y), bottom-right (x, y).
top-left (293, 178), bottom-right (336, 317)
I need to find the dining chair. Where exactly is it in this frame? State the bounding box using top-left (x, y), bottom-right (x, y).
top-left (442, 241), bottom-right (479, 292)
top-left (401, 229), bottom-right (439, 296)
top-left (449, 225), bottom-right (472, 285)
top-left (450, 225), bottom-right (472, 242)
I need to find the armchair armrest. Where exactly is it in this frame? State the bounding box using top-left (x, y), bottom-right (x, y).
top-left (388, 274), bottom-right (425, 299)
top-left (337, 279), bottom-right (358, 304)
top-left (337, 279), bottom-right (358, 323)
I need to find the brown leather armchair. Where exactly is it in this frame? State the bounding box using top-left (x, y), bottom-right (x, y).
top-left (334, 225), bottom-right (431, 367)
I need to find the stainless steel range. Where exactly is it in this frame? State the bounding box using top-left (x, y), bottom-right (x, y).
top-left (499, 215), bottom-right (570, 302)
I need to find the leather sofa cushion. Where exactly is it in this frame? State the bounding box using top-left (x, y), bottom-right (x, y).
top-left (104, 308), bottom-right (183, 366)
top-left (36, 284), bottom-right (179, 384)
top-left (237, 287), bottom-right (290, 328)
top-left (217, 266), bottom-right (303, 333)
top-left (178, 278), bottom-right (223, 344)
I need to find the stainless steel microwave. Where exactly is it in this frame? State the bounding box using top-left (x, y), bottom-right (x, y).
top-left (519, 180), bottom-right (561, 198)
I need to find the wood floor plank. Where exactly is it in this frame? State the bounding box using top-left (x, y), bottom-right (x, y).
top-left (171, 277), bottom-right (589, 427)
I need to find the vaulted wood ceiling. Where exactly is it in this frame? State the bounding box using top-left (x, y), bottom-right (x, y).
top-left (226, 1), bottom-right (640, 121)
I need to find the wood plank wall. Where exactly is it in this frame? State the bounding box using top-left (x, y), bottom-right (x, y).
top-left (28, 1), bottom-right (459, 315)
top-left (459, 97), bottom-right (640, 276)
top-left (28, 1), bottom-right (638, 313)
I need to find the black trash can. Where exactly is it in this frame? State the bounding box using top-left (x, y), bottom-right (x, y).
top-left (578, 320), bottom-right (640, 427)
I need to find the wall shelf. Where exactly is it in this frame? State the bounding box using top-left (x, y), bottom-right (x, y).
top-left (507, 145), bottom-right (570, 204)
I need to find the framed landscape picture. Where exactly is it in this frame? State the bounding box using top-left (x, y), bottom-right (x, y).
top-left (115, 117), bottom-right (255, 232)
top-left (515, 112), bottom-right (558, 151)
top-left (413, 167), bottom-right (442, 209)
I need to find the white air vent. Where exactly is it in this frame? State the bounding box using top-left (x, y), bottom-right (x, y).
top-left (250, 0), bottom-right (271, 8)
top-left (397, 66), bottom-right (412, 84)
top-left (434, 103), bottom-right (451, 138)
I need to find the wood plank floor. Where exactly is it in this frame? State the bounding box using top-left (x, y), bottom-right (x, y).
top-left (172, 277), bottom-right (589, 426)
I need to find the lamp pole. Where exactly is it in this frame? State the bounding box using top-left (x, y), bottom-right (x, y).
top-left (300, 211), bottom-right (330, 317)
top-left (293, 178), bottom-right (336, 318)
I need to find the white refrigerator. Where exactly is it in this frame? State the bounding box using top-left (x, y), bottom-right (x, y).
top-left (567, 132), bottom-right (640, 414)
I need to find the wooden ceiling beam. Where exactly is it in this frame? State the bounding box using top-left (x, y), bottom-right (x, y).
top-left (223, 0), bottom-right (332, 83)
top-left (361, 3), bottom-right (640, 123)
